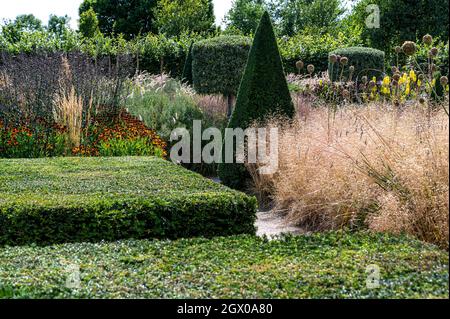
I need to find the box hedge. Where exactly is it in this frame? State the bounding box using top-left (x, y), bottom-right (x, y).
top-left (192, 36), bottom-right (252, 96)
top-left (328, 47), bottom-right (385, 81)
top-left (0, 157), bottom-right (257, 246)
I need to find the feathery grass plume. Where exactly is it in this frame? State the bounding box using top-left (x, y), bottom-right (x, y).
top-left (53, 56), bottom-right (83, 150)
top-left (247, 103), bottom-right (449, 249)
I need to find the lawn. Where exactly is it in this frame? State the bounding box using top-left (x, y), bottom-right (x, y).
top-left (0, 232), bottom-right (448, 299)
top-left (0, 157), bottom-right (257, 245)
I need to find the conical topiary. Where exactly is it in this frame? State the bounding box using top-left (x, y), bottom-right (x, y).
top-left (217, 11), bottom-right (295, 190)
top-left (182, 43), bottom-right (194, 85)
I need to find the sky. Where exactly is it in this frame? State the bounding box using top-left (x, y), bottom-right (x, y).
top-left (0, 0), bottom-right (234, 29)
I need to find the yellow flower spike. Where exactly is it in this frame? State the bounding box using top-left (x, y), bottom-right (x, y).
top-left (409, 70), bottom-right (417, 82)
top-left (382, 76), bottom-right (390, 86)
top-left (405, 83), bottom-right (410, 95)
top-left (432, 79), bottom-right (436, 87)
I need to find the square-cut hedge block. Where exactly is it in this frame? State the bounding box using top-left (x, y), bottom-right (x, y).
top-left (0, 157), bottom-right (257, 245)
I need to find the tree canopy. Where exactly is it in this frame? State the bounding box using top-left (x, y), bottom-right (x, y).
top-left (0, 14), bottom-right (44, 43)
top-left (348, 0), bottom-right (449, 53)
top-left (79, 0), bottom-right (158, 39)
top-left (224, 0), bottom-right (345, 36)
top-left (155, 0), bottom-right (215, 37)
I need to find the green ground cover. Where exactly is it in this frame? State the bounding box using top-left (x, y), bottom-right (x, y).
top-left (0, 232), bottom-right (447, 299)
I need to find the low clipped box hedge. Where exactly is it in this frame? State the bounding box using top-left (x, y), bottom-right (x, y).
top-left (192, 36), bottom-right (252, 96)
top-left (329, 47), bottom-right (385, 81)
top-left (0, 157), bottom-right (257, 246)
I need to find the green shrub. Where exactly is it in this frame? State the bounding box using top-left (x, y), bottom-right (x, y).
top-left (411, 39), bottom-right (449, 77)
top-left (192, 36), bottom-right (252, 96)
top-left (279, 29), bottom-right (364, 75)
top-left (218, 12), bottom-right (295, 190)
top-left (126, 75), bottom-right (229, 177)
top-left (0, 157), bottom-right (257, 246)
top-left (126, 76), bottom-right (205, 141)
top-left (328, 47), bottom-right (385, 81)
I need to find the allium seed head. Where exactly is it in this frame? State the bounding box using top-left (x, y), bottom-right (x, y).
top-left (361, 76), bottom-right (368, 84)
top-left (329, 54), bottom-right (338, 64)
top-left (340, 57), bottom-right (349, 65)
top-left (395, 46), bottom-right (402, 54)
top-left (349, 66), bottom-right (355, 73)
top-left (440, 76), bottom-right (448, 86)
top-left (307, 64), bottom-right (315, 74)
top-left (402, 41), bottom-right (417, 56)
top-left (423, 34), bottom-right (433, 45)
top-left (430, 47), bottom-right (439, 57)
top-left (296, 60), bottom-right (304, 70)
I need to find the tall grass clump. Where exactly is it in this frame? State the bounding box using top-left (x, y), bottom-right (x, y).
top-left (248, 104), bottom-right (449, 249)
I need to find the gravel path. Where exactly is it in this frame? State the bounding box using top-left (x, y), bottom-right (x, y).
top-left (255, 211), bottom-right (304, 238)
top-left (208, 177), bottom-right (304, 238)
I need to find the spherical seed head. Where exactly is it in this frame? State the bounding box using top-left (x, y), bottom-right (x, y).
top-left (349, 66), bottom-right (355, 73)
top-left (307, 64), bottom-right (315, 74)
top-left (395, 46), bottom-right (402, 54)
top-left (329, 54), bottom-right (338, 63)
top-left (296, 60), bottom-right (304, 70)
top-left (391, 66), bottom-right (399, 73)
top-left (419, 97), bottom-right (426, 104)
top-left (340, 57), bottom-right (349, 65)
top-left (402, 41), bottom-right (417, 56)
top-left (430, 47), bottom-right (439, 57)
top-left (431, 64), bottom-right (438, 73)
top-left (440, 76), bottom-right (448, 86)
top-left (361, 76), bottom-right (368, 84)
top-left (423, 34), bottom-right (433, 45)
top-left (393, 73), bottom-right (401, 81)
top-left (368, 80), bottom-right (376, 88)
top-left (336, 55), bottom-right (342, 62)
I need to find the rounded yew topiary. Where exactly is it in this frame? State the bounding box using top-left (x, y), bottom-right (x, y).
top-left (328, 47), bottom-right (385, 82)
top-left (217, 11), bottom-right (295, 190)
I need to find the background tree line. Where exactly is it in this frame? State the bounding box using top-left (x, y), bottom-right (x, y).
top-left (0, 0), bottom-right (448, 74)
